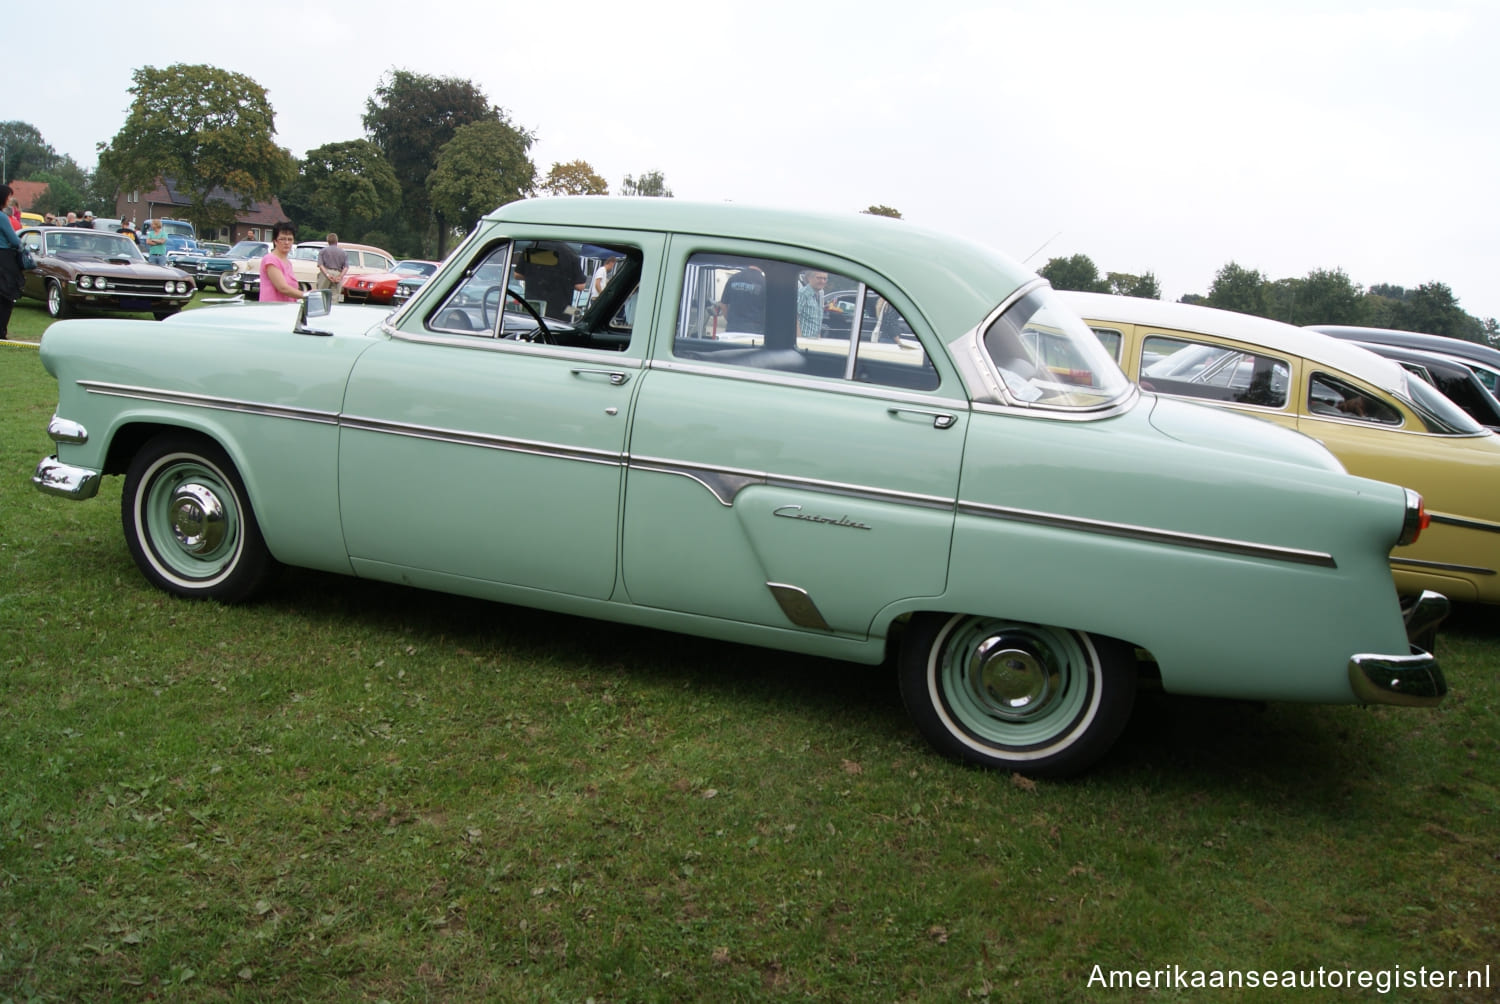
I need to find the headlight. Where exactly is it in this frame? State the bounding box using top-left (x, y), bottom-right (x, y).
top-left (79, 276), bottom-right (93, 289)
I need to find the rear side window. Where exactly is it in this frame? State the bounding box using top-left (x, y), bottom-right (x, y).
top-left (1307, 373), bottom-right (1402, 425)
top-left (1140, 335), bottom-right (1290, 409)
top-left (672, 252), bottom-right (938, 391)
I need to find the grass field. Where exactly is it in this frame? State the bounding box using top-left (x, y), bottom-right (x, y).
top-left (1, 299), bottom-right (1496, 1001)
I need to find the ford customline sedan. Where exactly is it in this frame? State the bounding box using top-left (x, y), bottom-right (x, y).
top-left (18, 226), bottom-right (196, 320)
top-left (32, 199), bottom-right (1445, 776)
top-left (1065, 291), bottom-right (1500, 607)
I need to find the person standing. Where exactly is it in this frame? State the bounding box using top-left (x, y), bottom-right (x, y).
top-left (316, 233), bottom-right (347, 300)
top-left (145, 219), bottom-right (168, 264)
top-left (4, 194), bottom-right (21, 234)
top-left (796, 269), bottom-right (829, 340)
top-left (0, 185), bottom-right (23, 340)
top-left (259, 222), bottom-right (302, 302)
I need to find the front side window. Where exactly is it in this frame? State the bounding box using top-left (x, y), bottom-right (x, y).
top-left (982, 288), bottom-right (1131, 410)
top-left (672, 252), bottom-right (937, 390)
top-left (424, 239), bottom-right (639, 351)
top-left (1307, 373), bottom-right (1402, 425)
top-left (1139, 335), bottom-right (1290, 408)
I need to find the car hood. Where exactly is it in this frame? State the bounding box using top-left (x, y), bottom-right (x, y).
top-left (1145, 394), bottom-right (1345, 473)
top-left (163, 300), bottom-right (395, 338)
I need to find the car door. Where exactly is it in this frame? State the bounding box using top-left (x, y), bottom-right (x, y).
top-left (337, 228), bottom-right (663, 599)
top-left (621, 241), bottom-right (967, 637)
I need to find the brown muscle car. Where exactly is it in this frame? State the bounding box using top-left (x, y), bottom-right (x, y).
top-left (17, 226), bottom-right (196, 320)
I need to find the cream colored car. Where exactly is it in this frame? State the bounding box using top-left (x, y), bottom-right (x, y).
top-left (287, 241), bottom-right (395, 288)
top-left (1063, 291), bottom-right (1500, 605)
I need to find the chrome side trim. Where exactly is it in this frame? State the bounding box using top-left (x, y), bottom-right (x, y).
top-left (340, 415), bottom-right (623, 467)
top-left (767, 583), bottom-right (832, 631)
top-left (78, 381), bottom-right (339, 426)
top-left (1348, 647), bottom-right (1446, 707)
top-left (1427, 511), bottom-right (1500, 535)
top-left (627, 454), bottom-right (955, 510)
top-left (1389, 556), bottom-right (1498, 576)
top-left (47, 415), bottom-right (88, 445)
top-left (33, 456), bottom-right (102, 500)
top-left (957, 501), bottom-right (1339, 568)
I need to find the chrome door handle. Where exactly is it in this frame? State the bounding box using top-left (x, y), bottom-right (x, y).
top-left (888, 407), bottom-right (957, 429)
top-left (572, 369), bottom-right (630, 386)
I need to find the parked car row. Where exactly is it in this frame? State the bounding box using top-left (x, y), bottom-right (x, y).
top-left (15, 226), bottom-right (195, 320)
top-left (29, 198), bottom-right (1452, 778)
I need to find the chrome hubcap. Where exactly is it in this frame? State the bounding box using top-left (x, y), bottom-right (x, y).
top-left (969, 635), bottom-right (1063, 722)
top-left (168, 483), bottom-right (226, 554)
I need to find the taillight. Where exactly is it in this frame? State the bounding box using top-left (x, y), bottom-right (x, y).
top-left (1397, 488), bottom-right (1428, 546)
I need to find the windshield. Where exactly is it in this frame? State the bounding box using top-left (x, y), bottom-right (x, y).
top-left (48, 231), bottom-right (145, 260)
top-left (227, 242), bottom-right (267, 259)
top-left (983, 288), bottom-right (1132, 410)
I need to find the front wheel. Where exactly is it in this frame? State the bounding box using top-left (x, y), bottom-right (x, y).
top-left (46, 279), bottom-right (70, 319)
top-left (218, 272), bottom-right (240, 294)
top-left (898, 614), bottom-right (1136, 777)
top-left (122, 433), bottom-right (275, 602)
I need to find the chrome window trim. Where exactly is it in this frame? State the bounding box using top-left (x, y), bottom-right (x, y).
top-left (383, 324), bottom-right (647, 367)
top-left (647, 358), bottom-right (966, 410)
top-left (956, 501), bottom-right (1338, 568)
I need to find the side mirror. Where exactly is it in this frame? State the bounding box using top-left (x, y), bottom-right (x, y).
top-left (295, 289), bottom-right (334, 336)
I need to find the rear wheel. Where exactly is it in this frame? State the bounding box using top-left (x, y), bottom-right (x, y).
top-left (898, 613), bottom-right (1136, 777)
top-left (122, 433), bottom-right (275, 602)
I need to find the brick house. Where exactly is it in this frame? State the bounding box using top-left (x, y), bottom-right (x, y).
top-left (115, 178), bottom-right (288, 243)
top-left (8, 179), bottom-right (50, 212)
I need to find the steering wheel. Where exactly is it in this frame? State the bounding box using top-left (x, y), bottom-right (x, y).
top-left (485, 287), bottom-right (553, 343)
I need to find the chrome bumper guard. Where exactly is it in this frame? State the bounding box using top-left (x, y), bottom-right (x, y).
top-left (33, 456), bottom-right (102, 500)
top-left (1347, 590), bottom-right (1449, 707)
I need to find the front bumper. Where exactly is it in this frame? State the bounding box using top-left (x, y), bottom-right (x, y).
top-left (34, 456), bottom-right (102, 500)
top-left (1347, 590), bottom-right (1449, 707)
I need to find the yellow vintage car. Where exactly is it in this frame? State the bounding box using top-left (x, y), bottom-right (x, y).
top-left (1062, 291), bottom-right (1500, 605)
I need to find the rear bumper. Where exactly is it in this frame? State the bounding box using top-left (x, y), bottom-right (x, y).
top-left (1347, 591), bottom-right (1449, 707)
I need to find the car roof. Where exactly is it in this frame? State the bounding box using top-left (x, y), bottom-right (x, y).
top-left (488, 196), bottom-right (1038, 341)
top-left (1308, 324), bottom-right (1500, 369)
top-left (1354, 340), bottom-right (1485, 374)
top-left (1060, 292), bottom-right (1408, 394)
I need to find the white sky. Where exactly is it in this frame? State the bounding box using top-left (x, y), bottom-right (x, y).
top-left (12, 0), bottom-right (1499, 321)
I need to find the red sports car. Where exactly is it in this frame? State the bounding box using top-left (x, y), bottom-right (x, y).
top-left (341, 260), bottom-right (439, 305)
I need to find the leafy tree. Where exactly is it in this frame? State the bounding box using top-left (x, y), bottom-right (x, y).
top-left (1039, 254), bottom-right (1109, 292)
top-left (285, 140), bottom-right (401, 240)
top-left (98, 64), bottom-right (296, 233)
top-left (620, 170), bottom-right (673, 197)
top-left (0, 121), bottom-right (59, 182)
top-left (29, 171), bottom-right (87, 217)
top-left (542, 160), bottom-right (608, 196)
top-left (1280, 267), bottom-right (1365, 326)
top-left (862, 205), bottom-right (902, 218)
top-left (1206, 261), bottom-right (1270, 317)
top-left (1107, 271), bottom-right (1160, 298)
top-left (428, 120), bottom-right (536, 240)
top-left (1391, 281), bottom-right (1482, 342)
top-left (364, 70), bottom-right (512, 254)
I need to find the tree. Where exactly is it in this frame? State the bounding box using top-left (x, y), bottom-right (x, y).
top-left (29, 170), bottom-right (87, 217)
top-left (364, 70), bottom-right (510, 254)
top-left (1039, 254), bottom-right (1109, 292)
top-left (286, 140), bottom-right (401, 240)
top-left (0, 121), bottom-right (59, 182)
top-left (98, 64), bottom-right (296, 233)
top-left (542, 160), bottom-right (608, 196)
top-left (862, 205), bottom-right (902, 218)
top-left (1287, 267), bottom-right (1365, 326)
top-left (428, 120), bottom-right (536, 237)
top-left (1107, 271), bottom-right (1160, 298)
top-left (1392, 281), bottom-right (1476, 341)
top-left (620, 170), bottom-right (673, 197)
top-left (1206, 261), bottom-right (1270, 317)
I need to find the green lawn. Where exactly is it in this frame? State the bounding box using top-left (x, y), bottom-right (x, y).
top-left (1, 323), bottom-right (1496, 1002)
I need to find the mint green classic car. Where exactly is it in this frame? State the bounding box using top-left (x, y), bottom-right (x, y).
top-left (32, 198), bottom-right (1445, 776)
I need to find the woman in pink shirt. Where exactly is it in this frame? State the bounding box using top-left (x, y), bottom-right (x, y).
top-left (259, 222), bottom-right (302, 302)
